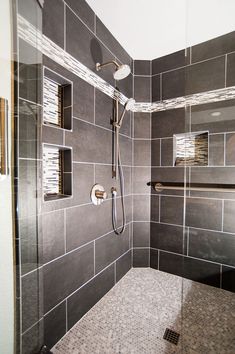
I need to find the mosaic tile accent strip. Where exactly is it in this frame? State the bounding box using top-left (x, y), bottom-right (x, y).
top-left (18, 14), bottom-right (235, 114)
top-left (43, 77), bottom-right (62, 126)
top-left (52, 268), bottom-right (235, 354)
top-left (43, 146), bottom-right (62, 196)
top-left (174, 131), bottom-right (208, 166)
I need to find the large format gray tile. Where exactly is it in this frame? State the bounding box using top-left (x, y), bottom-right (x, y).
top-left (134, 112), bottom-right (151, 139)
top-left (134, 76), bottom-right (151, 102)
top-left (133, 222), bottom-right (150, 247)
top-left (152, 108), bottom-right (185, 139)
top-left (209, 134), bottom-right (224, 166)
top-left (227, 52), bottom-right (235, 87)
top-left (161, 138), bottom-right (173, 166)
top-left (65, 0), bottom-right (95, 31)
top-left (152, 49), bottom-right (186, 75)
top-left (133, 167), bottom-right (151, 194)
top-left (226, 133), bottom-right (235, 165)
top-left (224, 200), bottom-right (235, 234)
top-left (133, 248), bottom-right (149, 267)
top-left (160, 196), bottom-right (184, 225)
top-left (151, 223), bottom-right (184, 254)
top-left (152, 74), bottom-right (161, 102)
top-left (116, 250), bottom-right (132, 282)
top-left (44, 302), bottom-right (66, 349)
top-left (133, 195), bottom-right (150, 221)
top-left (43, 0), bottom-right (64, 48)
top-left (95, 89), bottom-right (113, 130)
top-left (134, 60), bottom-right (151, 75)
top-left (134, 140), bottom-right (151, 166)
top-left (151, 139), bottom-right (160, 166)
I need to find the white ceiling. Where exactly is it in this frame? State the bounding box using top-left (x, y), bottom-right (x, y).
top-left (86, 0), bottom-right (235, 60)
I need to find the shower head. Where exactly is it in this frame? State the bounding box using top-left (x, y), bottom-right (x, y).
top-left (96, 60), bottom-right (131, 81)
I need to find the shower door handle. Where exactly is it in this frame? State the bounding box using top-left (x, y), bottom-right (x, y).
top-left (0, 97), bottom-right (9, 177)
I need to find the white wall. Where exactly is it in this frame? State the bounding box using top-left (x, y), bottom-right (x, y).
top-left (86, 0), bottom-right (235, 59)
top-left (0, 0), bottom-right (14, 353)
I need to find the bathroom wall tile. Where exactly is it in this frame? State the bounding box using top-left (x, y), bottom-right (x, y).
top-left (152, 108), bottom-right (185, 139)
top-left (152, 74), bottom-right (161, 102)
top-left (41, 209), bottom-right (65, 264)
top-left (43, 0), bottom-right (64, 48)
top-left (119, 109), bottom-right (131, 138)
top-left (222, 265), bottom-right (235, 293)
top-left (120, 135), bottom-right (132, 166)
top-left (67, 264), bottom-right (115, 329)
top-left (22, 320), bottom-right (44, 354)
top-left (117, 73), bottom-right (133, 99)
top-left (223, 200), bottom-right (235, 234)
top-left (65, 119), bottom-right (112, 164)
top-left (73, 76), bottom-right (95, 122)
top-left (133, 222), bottom-right (150, 247)
top-left (159, 251), bottom-right (220, 287)
top-left (72, 163), bottom-right (94, 206)
top-left (151, 195), bottom-right (159, 222)
top-left (44, 301), bottom-right (66, 349)
top-left (133, 195), bottom-right (150, 221)
top-left (151, 139), bottom-right (160, 166)
top-left (133, 248), bottom-right (149, 267)
top-left (162, 66), bottom-right (185, 99)
top-left (190, 167), bottom-right (235, 184)
top-left (150, 248), bottom-right (159, 270)
top-left (18, 0), bottom-right (42, 28)
top-left (160, 196), bottom-right (184, 225)
top-left (134, 76), bottom-right (151, 102)
top-left (152, 49), bottom-right (186, 75)
top-left (209, 134), bottom-right (224, 166)
top-left (227, 52), bottom-right (235, 87)
top-left (151, 223), bottom-right (184, 254)
top-left (134, 112), bottom-right (151, 139)
top-left (226, 133), bottom-right (235, 165)
top-left (42, 125), bottom-right (63, 146)
top-left (95, 89), bottom-right (113, 130)
top-left (188, 228), bottom-right (235, 267)
top-left (192, 31), bottom-right (235, 63)
top-left (96, 17), bottom-right (131, 67)
top-left (151, 167), bottom-right (184, 183)
top-left (134, 60), bottom-right (151, 75)
top-left (161, 138), bottom-right (173, 166)
top-left (65, 0), bottom-right (95, 31)
top-left (134, 140), bottom-right (151, 166)
top-left (133, 167), bottom-right (151, 194)
top-left (43, 242), bottom-right (94, 313)
top-left (116, 250), bottom-right (132, 282)
top-left (186, 197), bottom-right (222, 231)
top-left (95, 225), bottom-right (130, 273)
top-left (66, 200), bottom-right (112, 251)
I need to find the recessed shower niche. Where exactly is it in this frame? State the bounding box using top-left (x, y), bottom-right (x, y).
top-left (43, 144), bottom-right (72, 201)
top-left (43, 67), bottom-right (73, 130)
top-left (173, 131), bottom-right (209, 166)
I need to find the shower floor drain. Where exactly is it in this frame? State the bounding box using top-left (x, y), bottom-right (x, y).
top-left (163, 328), bottom-right (180, 345)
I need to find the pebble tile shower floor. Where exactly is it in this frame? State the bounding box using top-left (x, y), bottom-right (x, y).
top-left (52, 268), bottom-right (235, 354)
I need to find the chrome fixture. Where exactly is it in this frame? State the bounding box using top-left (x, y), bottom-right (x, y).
top-left (90, 184), bottom-right (107, 205)
top-left (96, 60), bottom-right (131, 80)
top-left (148, 182), bottom-right (235, 193)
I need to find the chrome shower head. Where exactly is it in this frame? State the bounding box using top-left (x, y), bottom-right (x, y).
top-left (124, 98), bottom-right (135, 111)
top-left (96, 60), bottom-right (131, 81)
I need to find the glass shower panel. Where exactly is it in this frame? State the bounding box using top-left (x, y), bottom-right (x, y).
top-left (182, 1), bottom-right (235, 353)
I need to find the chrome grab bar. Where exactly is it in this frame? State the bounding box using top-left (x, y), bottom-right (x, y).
top-left (147, 182), bottom-right (235, 193)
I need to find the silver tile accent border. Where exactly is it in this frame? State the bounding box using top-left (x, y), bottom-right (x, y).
top-left (18, 14), bottom-right (235, 113)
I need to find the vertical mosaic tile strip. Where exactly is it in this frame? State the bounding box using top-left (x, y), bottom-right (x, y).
top-left (43, 77), bottom-right (62, 126)
top-left (43, 146), bottom-right (62, 196)
top-left (174, 131), bottom-right (208, 166)
top-left (18, 14), bottom-right (235, 113)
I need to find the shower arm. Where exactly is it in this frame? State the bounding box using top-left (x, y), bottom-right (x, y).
top-left (96, 60), bottom-right (119, 71)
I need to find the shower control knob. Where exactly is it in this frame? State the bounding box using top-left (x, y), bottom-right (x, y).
top-left (95, 189), bottom-right (107, 200)
top-left (90, 184), bottom-right (107, 206)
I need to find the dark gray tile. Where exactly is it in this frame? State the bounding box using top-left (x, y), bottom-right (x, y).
top-left (43, 242), bottom-right (94, 312)
top-left (96, 17), bottom-right (131, 68)
top-left (152, 167), bottom-right (184, 183)
top-left (19, 0), bottom-right (42, 28)
top-left (133, 222), bottom-right (150, 247)
top-left (119, 108), bottom-right (131, 137)
top-left (152, 108), bottom-right (185, 139)
top-left (73, 76), bottom-right (94, 122)
top-left (151, 139), bottom-right (160, 167)
top-left (43, 0), bottom-right (64, 48)
top-left (22, 320), bottom-right (44, 354)
top-left (72, 163), bottom-right (94, 206)
top-left (67, 264), bottom-right (115, 329)
top-left (162, 66), bottom-right (185, 99)
top-left (150, 248), bottom-right (159, 270)
top-left (44, 302), bottom-right (66, 349)
top-left (161, 138), bottom-right (173, 166)
top-left (134, 113), bottom-right (151, 139)
top-left (192, 31), bottom-right (235, 63)
top-left (66, 200), bottom-right (112, 251)
top-left (209, 134), bottom-right (224, 166)
top-left (151, 223), bottom-right (184, 254)
top-left (186, 197), bottom-right (222, 231)
top-left (95, 225), bottom-right (130, 273)
top-left (191, 99), bottom-right (235, 134)
top-left (226, 133), bottom-right (235, 165)
top-left (222, 265), bottom-right (235, 293)
top-left (119, 135), bottom-right (132, 166)
top-left (133, 248), bottom-right (149, 267)
top-left (134, 140), bottom-right (151, 166)
top-left (134, 76), bottom-right (151, 102)
top-left (133, 195), bottom-right (150, 221)
top-left (41, 209), bottom-right (65, 264)
top-left (151, 195), bottom-right (159, 222)
top-left (189, 228), bottom-right (235, 267)
top-left (152, 74), bottom-right (161, 102)
top-left (65, 119), bottom-right (112, 164)
top-left (190, 166), bottom-right (235, 184)
top-left (160, 196), bottom-right (184, 225)
top-left (224, 200), bottom-right (235, 233)
top-left (116, 251), bottom-right (132, 282)
top-left (95, 89), bottom-right (113, 130)
top-left (134, 60), bottom-right (151, 75)
top-left (133, 167), bottom-right (151, 194)
top-left (227, 52), bottom-right (235, 87)
top-left (117, 73), bottom-right (133, 99)
top-left (152, 50), bottom-right (186, 75)
top-left (65, 0), bottom-right (95, 31)
top-left (22, 269), bottom-right (43, 332)
top-left (159, 251), bottom-right (220, 287)
top-left (42, 125), bottom-right (63, 145)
